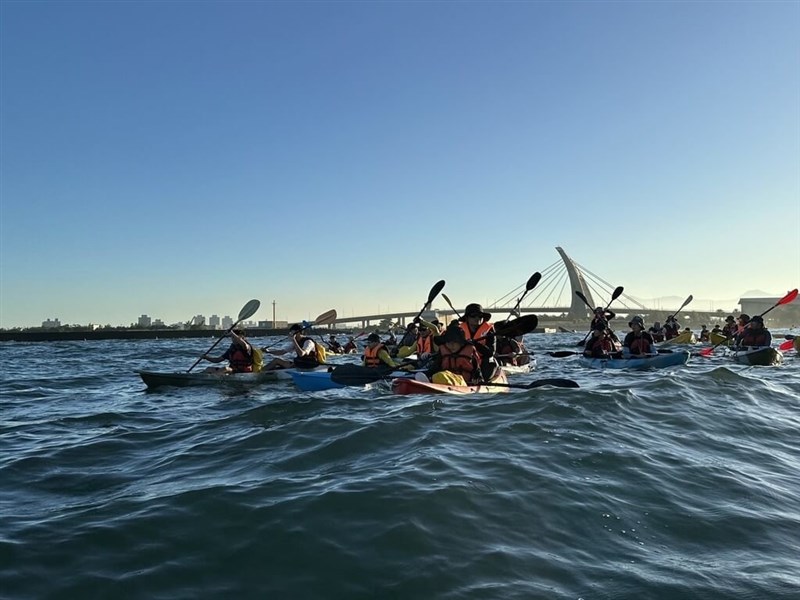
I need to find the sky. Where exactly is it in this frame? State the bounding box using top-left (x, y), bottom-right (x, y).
top-left (1, 1), bottom-right (798, 328)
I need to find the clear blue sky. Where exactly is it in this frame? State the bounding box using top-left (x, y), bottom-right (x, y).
top-left (1, 1), bottom-right (798, 327)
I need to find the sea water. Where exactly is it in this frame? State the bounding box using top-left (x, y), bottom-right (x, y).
top-left (1, 332), bottom-right (799, 599)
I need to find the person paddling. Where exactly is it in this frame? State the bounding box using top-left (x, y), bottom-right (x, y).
top-left (396, 317), bottom-right (438, 367)
top-left (721, 315), bottom-right (736, 338)
top-left (583, 327), bottom-right (617, 359)
top-left (342, 336), bottom-right (358, 354)
top-left (326, 334), bottom-right (343, 354)
top-left (263, 323), bottom-right (321, 371)
top-left (647, 321), bottom-right (665, 343)
top-left (458, 303), bottom-right (499, 381)
top-left (623, 316), bottom-right (656, 357)
top-left (201, 328), bottom-right (254, 374)
top-left (362, 333), bottom-right (408, 370)
top-left (420, 326), bottom-right (484, 386)
top-left (663, 315), bottom-right (680, 340)
top-left (698, 325), bottom-right (710, 342)
top-left (735, 315), bottom-right (772, 348)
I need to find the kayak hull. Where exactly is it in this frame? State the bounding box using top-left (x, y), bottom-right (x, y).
top-left (579, 350), bottom-right (690, 370)
top-left (288, 370), bottom-right (345, 392)
top-left (731, 347), bottom-right (783, 366)
top-left (709, 332), bottom-right (730, 346)
top-left (392, 371), bottom-right (510, 395)
top-left (662, 331), bottom-right (697, 345)
top-left (137, 366), bottom-right (325, 389)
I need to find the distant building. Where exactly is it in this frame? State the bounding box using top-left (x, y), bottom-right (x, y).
top-left (191, 315), bottom-right (205, 327)
top-left (153, 319), bottom-right (165, 327)
top-left (209, 314), bottom-right (221, 329)
top-left (42, 318), bottom-right (61, 328)
top-left (221, 316), bottom-right (233, 329)
top-left (138, 314), bottom-right (152, 327)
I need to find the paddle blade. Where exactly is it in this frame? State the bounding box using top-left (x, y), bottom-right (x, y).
top-left (495, 314), bottom-right (538, 338)
top-left (548, 351), bottom-right (577, 358)
top-left (699, 347), bottom-right (715, 357)
top-left (575, 290), bottom-right (590, 308)
top-left (427, 280), bottom-right (446, 304)
top-left (526, 378), bottom-right (580, 389)
top-left (313, 309), bottom-right (337, 326)
top-left (330, 364), bottom-right (390, 386)
top-left (237, 299), bottom-right (261, 322)
top-left (610, 286), bottom-right (624, 301)
top-left (682, 295), bottom-right (693, 308)
top-left (779, 339), bottom-right (795, 351)
top-left (526, 272), bottom-right (542, 291)
top-left (777, 289), bottom-right (798, 306)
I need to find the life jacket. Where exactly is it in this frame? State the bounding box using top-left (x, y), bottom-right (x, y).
top-left (364, 344), bottom-right (388, 368)
top-left (722, 324), bottom-right (734, 337)
top-left (292, 335), bottom-right (324, 368)
top-left (228, 344), bottom-right (254, 373)
top-left (417, 333), bottom-right (434, 355)
top-left (738, 329), bottom-right (769, 347)
top-left (585, 336), bottom-right (615, 358)
top-left (664, 322), bottom-right (679, 340)
top-left (459, 321), bottom-right (493, 343)
top-left (628, 333), bottom-right (653, 355)
top-left (438, 343), bottom-right (481, 382)
top-left (343, 341), bottom-right (357, 354)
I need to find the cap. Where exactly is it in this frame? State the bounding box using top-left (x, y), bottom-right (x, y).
top-left (367, 333), bottom-right (381, 343)
top-left (628, 315), bottom-right (645, 328)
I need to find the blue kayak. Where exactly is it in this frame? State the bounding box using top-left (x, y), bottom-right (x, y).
top-left (288, 370), bottom-right (345, 392)
top-left (579, 350), bottom-right (690, 370)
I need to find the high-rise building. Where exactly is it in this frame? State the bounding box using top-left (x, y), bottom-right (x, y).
top-left (209, 314), bottom-right (221, 329)
top-left (138, 315), bottom-right (152, 327)
top-left (221, 316), bottom-right (233, 329)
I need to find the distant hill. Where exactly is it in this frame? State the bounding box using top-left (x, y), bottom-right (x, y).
top-left (739, 289), bottom-right (775, 298)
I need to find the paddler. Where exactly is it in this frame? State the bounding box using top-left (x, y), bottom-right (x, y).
top-left (396, 317), bottom-right (439, 367)
top-left (326, 334), bottom-right (343, 354)
top-left (458, 303), bottom-right (499, 381)
top-left (363, 333), bottom-right (410, 370)
top-left (698, 325), bottom-right (710, 342)
top-left (583, 327), bottom-right (616, 359)
top-left (418, 326), bottom-right (484, 386)
top-left (262, 323), bottom-right (321, 371)
top-left (663, 315), bottom-right (680, 340)
top-left (342, 336), bottom-right (359, 354)
top-left (623, 316), bottom-right (656, 357)
top-left (735, 315), bottom-right (771, 348)
top-left (202, 328), bottom-right (254, 373)
top-left (495, 319), bottom-right (531, 366)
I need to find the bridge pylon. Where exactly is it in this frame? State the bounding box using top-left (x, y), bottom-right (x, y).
top-left (556, 246), bottom-right (594, 320)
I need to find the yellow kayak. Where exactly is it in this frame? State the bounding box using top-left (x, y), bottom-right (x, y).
top-left (709, 331), bottom-right (731, 346)
top-left (662, 331), bottom-right (697, 345)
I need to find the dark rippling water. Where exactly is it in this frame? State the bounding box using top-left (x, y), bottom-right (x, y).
top-left (2, 332), bottom-right (799, 599)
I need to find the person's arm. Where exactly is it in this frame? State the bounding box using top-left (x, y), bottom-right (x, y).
top-left (417, 318), bottom-right (437, 335)
top-left (396, 342), bottom-right (418, 358)
top-left (298, 339), bottom-right (315, 357)
top-left (377, 348), bottom-right (403, 368)
top-left (229, 331), bottom-right (252, 355)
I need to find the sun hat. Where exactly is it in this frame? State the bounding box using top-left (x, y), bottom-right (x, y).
top-left (462, 303), bottom-right (491, 321)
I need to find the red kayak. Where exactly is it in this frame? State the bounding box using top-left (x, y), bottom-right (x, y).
top-left (392, 371), bottom-right (510, 395)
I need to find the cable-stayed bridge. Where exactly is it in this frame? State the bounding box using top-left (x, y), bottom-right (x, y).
top-left (330, 247), bottom-right (730, 329)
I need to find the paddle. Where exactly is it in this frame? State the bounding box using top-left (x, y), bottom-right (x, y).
top-left (187, 299), bottom-right (260, 372)
top-left (494, 314), bottom-right (538, 338)
top-left (700, 289), bottom-right (798, 357)
top-left (778, 339), bottom-right (795, 351)
top-left (441, 293), bottom-right (461, 320)
top-left (261, 308), bottom-right (338, 352)
top-left (414, 280), bottom-right (446, 322)
top-left (575, 286), bottom-right (624, 347)
top-left (507, 272), bottom-right (542, 317)
top-left (483, 378), bottom-right (579, 389)
top-left (668, 294), bottom-right (693, 321)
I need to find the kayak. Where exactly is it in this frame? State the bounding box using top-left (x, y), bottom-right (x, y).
top-left (709, 332), bottom-right (730, 346)
top-left (662, 331), bottom-right (697, 345)
top-left (499, 356), bottom-right (536, 374)
top-left (392, 370), bottom-right (510, 395)
top-left (731, 347), bottom-right (783, 366)
top-left (137, 366), bottom-right (326, 389)
top-left (579, 350), bottom-right (690, 370)
top-left (288, 370), bottom-right (344, 391)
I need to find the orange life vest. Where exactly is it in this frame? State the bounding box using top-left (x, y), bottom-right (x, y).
top-left (439, 343), bottom-right (481, 382)
top-left (417, 333), bottom-right (433, 355)
top-left (459, 321), bottom-right (493, 343)
top-left (364, 344), bottom-right (388, 368)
